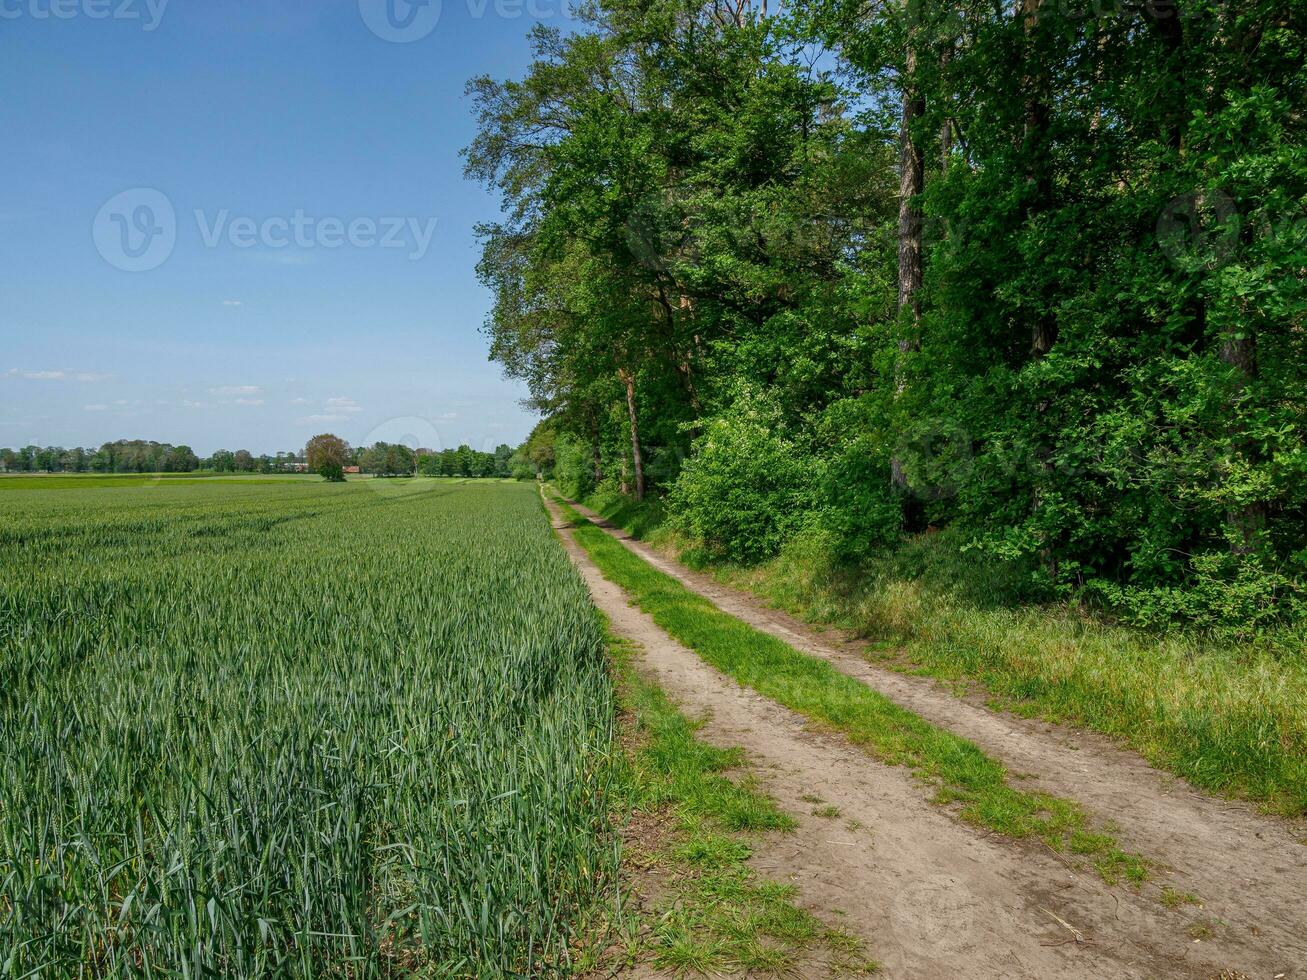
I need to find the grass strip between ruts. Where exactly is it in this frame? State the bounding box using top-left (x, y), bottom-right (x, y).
top-left (550, 492), bottom-right (1150, 885)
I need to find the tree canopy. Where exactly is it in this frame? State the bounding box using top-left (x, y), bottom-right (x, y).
top-left (474, 0), bottom-right (1306, 629)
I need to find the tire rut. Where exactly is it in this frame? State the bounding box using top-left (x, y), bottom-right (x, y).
top-left (545, 499), bottom-right (1284, 979)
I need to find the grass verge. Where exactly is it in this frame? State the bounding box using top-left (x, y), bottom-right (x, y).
top-left (580, 490), bottom-right (1307, 819)
top-left (554, 494), bottom-right (1149, 885)
top-left (592, 629), bottom-right (877, 976)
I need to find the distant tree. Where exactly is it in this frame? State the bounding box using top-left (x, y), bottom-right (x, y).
top-left (493, 444), bottom-right (513, 478)
top-left (32, 447), bottom-right (58, 471)
top-left (452, 444), bottom-right (474, 477)
top-left (208, 450), bottom-right (236, 472)
top-left (306, 433), bottom-right (350, 481)
top-left (361, 442), bottom-right (416, 476)
top-left (508, 447), bottom-right (535, 481)
top-left (391, 444), bottom-right (416, 475)
top-left (166, 445), bottom-right (200, 472)
top-left (232, 449), bottom-right (254, 472)
top-left (524, 423), bottom-right (555, 479)
top-left (61, 447), bottom-right (86, 472)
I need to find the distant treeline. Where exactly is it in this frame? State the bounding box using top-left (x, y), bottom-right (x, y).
top-left (204, 442), bottom-right (522, 477)
top-left (0, 441), bottom-right (201, 474)
top-left (2, 439), bottom-right (528, 480)
top-left (205, 449), bottom-right (307, 473)
top-left (341, 440), bottom-right (522, 478)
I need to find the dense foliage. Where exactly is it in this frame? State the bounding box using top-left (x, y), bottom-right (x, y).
top-left (0, 480), bottom-right (614, 975)
top-left (205, 448), bottom-right (306, 473)
top-left (471, 0), bottom-right (1305, 628)
top-left (415, 443), bottom-right (516, 478)
top-left (0, 440), bottom-right (199, 473)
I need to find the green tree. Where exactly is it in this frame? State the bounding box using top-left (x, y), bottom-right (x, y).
top-left (469, 0), bottom-right (1306, 627)
top-left (306, 434), bottom-right (350, 481)
top-left (493, 443), bottom-right (513, 478)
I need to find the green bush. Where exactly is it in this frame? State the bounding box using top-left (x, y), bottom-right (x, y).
top-left (318, 461), bottom-right (345, 482)
top-left (810, 398), bottom-right (903, 561)
top-left (669, 392), bottom-right (813, 562)
top-left (553, 433), bottom-right (596, 500)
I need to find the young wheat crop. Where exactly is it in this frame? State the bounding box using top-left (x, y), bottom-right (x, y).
top-left (0, 479), bottom-right (614, 977)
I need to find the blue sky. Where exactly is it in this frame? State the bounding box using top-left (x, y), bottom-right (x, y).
top-left (0, 0), bottom-right (575, 455)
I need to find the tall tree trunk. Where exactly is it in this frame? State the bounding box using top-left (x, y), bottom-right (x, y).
top-left (940, 43), bottom-right (953, 172)
top-left (1020, 0), bottom-right (1060, 581)
top-left (891, 38), bottom-right (926, 522)
top-left (897, 45), bottom-right (924, 324)
top-left (619, 369), bottom-right (646, 501)
top-left (1022, 0), bottom-right (1056, 357)
top-left (1149, 0), bottom-right (1186, 152)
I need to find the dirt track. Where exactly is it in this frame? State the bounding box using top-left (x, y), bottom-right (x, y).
top-left (547, 496), bottom-right (1306, 979)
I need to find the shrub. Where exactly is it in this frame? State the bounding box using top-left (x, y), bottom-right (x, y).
top-left (669, 392), bottom-right (813, 562)
top-left (554, 433), bottom-right (596, 501)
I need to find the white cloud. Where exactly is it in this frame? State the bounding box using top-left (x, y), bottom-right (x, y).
top-left (296, 414), bottom-right (347, 425)
top-left (84, 404), bottom-right (108, 412)
top-left (7, 369), bottom-right (111, 382)
top-left (289, 397), bottom-right (310, 405)
top-left (438, 411), bottom-right (458, 420)
top-left (222, 299), bottom-right (243, 307)
top-left (182, 400), bottom-right (208, 409)
top-left (210, 385), bottom-right (262, 397)
top-left (234, 398), bottom-right (265, 406)
top-left (325, 396), bottom-right (363, 414)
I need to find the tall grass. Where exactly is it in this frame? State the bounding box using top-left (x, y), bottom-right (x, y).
top-left (582, 493), bottom-right (1307, 818)
top-left (739, 528), bottom-right (1307, 816)
top-left (0, 480), bottom-right (616, 976)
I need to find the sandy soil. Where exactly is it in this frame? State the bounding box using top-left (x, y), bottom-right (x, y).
top-left (548, 496), bottom-right (1305, 979)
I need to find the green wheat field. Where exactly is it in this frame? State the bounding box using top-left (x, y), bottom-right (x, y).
top-left (0, 478), bottom-right (615, 976)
